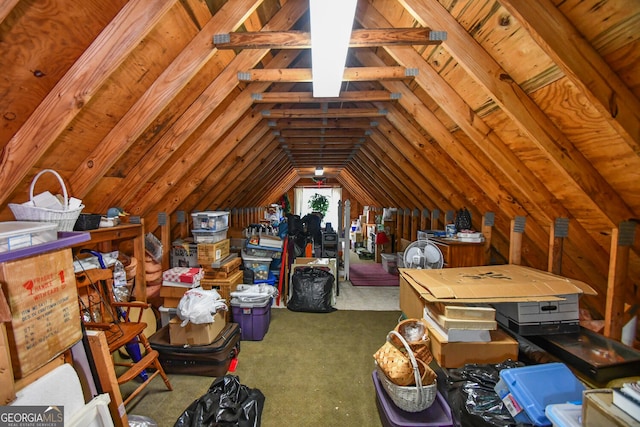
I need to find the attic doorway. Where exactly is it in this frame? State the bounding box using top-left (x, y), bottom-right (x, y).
top-left (294, 187), bottom-right (342, 229)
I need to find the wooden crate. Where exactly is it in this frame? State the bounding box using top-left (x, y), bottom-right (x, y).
top-left (200, 270), bottom-right (243, 321)
top-left (202, 256), bottom-right (241, 279)
top-left (0, 249), bottom-right (81, 378)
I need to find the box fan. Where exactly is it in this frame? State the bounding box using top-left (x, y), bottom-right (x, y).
top-left (403, 238), bottom-right (444, 269)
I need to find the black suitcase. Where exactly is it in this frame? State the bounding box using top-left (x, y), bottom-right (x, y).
top-left (149, 322), bottom-right (241, 377)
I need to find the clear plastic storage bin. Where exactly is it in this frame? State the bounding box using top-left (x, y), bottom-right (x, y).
top-left (192, 227), bottom-right (228, 243)
top-left (241, 251), bottom-right (272, 281)
top-left (0, 221), bottom-right (58, 253)
top-left (191, 211), bottom-right (230, 231)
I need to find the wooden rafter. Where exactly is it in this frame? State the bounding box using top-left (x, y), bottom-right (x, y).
top-left (0, 0), bottom-right (178, 206)
top-left (213, 28), bottom-right (444, 49)
top-left (238, 66), bottom-right (416, 82)
top-left (252, 90), bottom-right (399, 103)
top-left (398, 0), bottom-right (635, 227)
top-left (500, 0), bottom-right (640, 154)
top-left (262, 108), bottom-right (388, 119)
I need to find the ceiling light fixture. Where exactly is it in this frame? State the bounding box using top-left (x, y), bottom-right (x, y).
top-left (309, 0), bottom-right (357, 97)
top-left (315, 166), bottom-right (324, 176)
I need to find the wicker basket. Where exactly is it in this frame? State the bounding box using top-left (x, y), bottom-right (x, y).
top-left (375, 330), bottom-right (437, 412)
top-left (8, 169), bottom-right (83, 232)
top-left (393, 318), bottom-right (433, 364)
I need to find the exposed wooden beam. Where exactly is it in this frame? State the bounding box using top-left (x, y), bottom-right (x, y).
top-left (0, 0), bottom-right (19, 25)
top-left (213, 28), bottom-right (445, 49)
top-left (277, 129), bottom-right (370, 138)
top-left (102, 3), bottom-right (307, 214)
top-left (266, 118), bottom-right (380, 128)
top-left (262, 108), bottom-right (387, 119)
top-left (252, 90), bottom-right (399, 103)
top-left (500, 0), bottom-right (640, 155)
top-left (0, 0), bottom-right (178, 206)
top-left (399, 0), bottom-right (635, 227)
top-left (239, 66), bottom-right (416, 82)
top-left (70, 0), bottom-right (266, 199)
top-left (279, 137), bottom-right (365, 143)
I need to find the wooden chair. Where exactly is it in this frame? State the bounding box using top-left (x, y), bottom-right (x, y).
top-left (75, 267), bottom-right (172, 406)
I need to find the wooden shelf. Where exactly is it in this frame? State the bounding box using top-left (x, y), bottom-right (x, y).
top-left (72, 223), bottom-right (147, 302)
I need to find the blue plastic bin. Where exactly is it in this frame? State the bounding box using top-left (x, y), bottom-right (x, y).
top-left (495, 363), bottom-right (585, 426)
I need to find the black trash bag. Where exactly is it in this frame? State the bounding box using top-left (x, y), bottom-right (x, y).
top-left (174, 375), bottom-right (265, 427)
top-left (287, 267), bottom-right (336, 313)
top-left (286, 214), bottom-right (302, 236)
top-left (446, 360), bottom-right (529, 427)
top-left (455, 208), bottom-right (473, 231)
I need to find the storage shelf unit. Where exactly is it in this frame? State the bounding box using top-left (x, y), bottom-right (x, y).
top-left (72, 223), bottom-right (147, 302)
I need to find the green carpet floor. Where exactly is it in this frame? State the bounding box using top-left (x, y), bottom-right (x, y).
top-left (122, 308), bottom-right (402, 426)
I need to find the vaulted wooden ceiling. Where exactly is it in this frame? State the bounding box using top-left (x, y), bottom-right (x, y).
top-left (1, 0), bottom-right (639, 324)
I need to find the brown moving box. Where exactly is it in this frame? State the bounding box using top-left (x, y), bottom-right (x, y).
top-left (169, 312), bottom-right (226, 345)
top-left (0, 248), bottom-right (81, 378)
top-left (427, 322), bottom-right (519, 368)
top-left (160, 285), bottom-right (189, 308)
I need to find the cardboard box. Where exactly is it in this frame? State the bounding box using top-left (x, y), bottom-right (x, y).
top-left (160, 286), bottom-right (189, 308)
top-left (399, 265), bottom-right (597, 303)
top-left (0, 248), bottom-right (82, 378)
top-left (169, 312), bottom-right (225, 345)
top-left (399, 274), bottom-right (426, 319)
top-left (197, 239), bottom-right (230, 266)
top-left (582, 389), bottom-right (639, 427)
top-left (171, 241), bottom-right (198, 268)
top-left (427, 321), bottom-right (518, 368)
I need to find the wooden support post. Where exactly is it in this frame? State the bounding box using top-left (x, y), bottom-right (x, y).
top-left (509, 216), bottom-right (526, 265)
top-left (402, 208), bottom-right (411, 241)
top-left (159, 212), bottom-right (170, 271)
top-left (548, 218), bottom-right (569, 274)
top-left (430, 209), bottom-right (440, 230)
top-left (87, 330), bottom-right (128, 427)
top-left (396, 208), bottom-right (403, 243)
top-left (176, 210), bottom-right (187, 239)
top-left (604, 221), bottom-right (636, 340)
top-left (482, 212), bottom-right (494, 265)
top-left (421, 208), bottom-right (429, 232)
top-left (411, 209), bottom-right (419, 242)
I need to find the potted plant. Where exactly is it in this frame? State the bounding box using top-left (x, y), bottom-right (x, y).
top-left (308, 193), bottom-right (329, 218)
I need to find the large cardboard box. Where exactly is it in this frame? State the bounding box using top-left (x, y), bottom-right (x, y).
top-left (171, 241), bottom-right (198, 268)
top-left (426, 320), bottom-right (519, 368)
top-left (169, 312), bottom-right (225, 345)
top-left (399, 265), bottom-right (596, 304)
top-left (399, 274), bottom-right (426, 319)
top-left (160, 286), bottom-right (189, 308)
top-left (0, 248), bottom-right (81, 378)
top-left (197, 239), bottom-right (230, 266)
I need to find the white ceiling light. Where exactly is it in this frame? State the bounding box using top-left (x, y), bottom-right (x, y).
top-left (315, 166), bottom-right (324, 176)
top-left (310, 0), bottom-right (357, 97)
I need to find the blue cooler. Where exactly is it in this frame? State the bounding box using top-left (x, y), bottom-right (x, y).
top-left (495, 363), bottom-right (585, 426)
top-left (372, 371), bottom-right (453, 427)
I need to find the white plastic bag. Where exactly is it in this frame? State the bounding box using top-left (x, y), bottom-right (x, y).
top-left (176, 288), bottom-right (226, 326)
